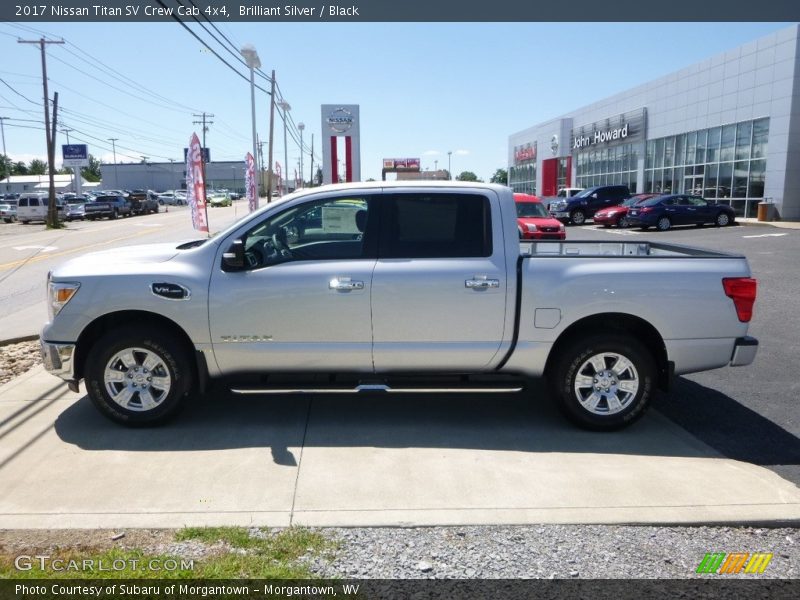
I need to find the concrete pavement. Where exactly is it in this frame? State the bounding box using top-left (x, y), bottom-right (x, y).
top-left (1, 366), bottom-right (798, 529)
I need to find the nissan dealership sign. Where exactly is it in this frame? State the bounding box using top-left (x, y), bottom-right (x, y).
top-left (571, 108), bottom-right (647, 151)
top-left (326, 107), bottom-right (354, 133)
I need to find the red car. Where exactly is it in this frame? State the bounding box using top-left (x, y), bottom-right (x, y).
top-left (593, 193), bottom-right (658, 228)
top-left (514, 193), bottom-right (566, 240)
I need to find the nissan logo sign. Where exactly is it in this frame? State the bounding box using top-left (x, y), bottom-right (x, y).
top-left (327, 108), bottom-right (354, 133)
top-left (551, 134), bottom-right (559, 156)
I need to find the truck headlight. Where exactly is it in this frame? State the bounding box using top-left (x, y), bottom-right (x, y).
top-left (526, 223), bottom-right (538, 232)
top-left (48, 281), bottom-right (81, 319)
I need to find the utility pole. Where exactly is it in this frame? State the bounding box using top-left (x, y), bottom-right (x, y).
top-left (192, 112), bottom-right (214, 157)
top-left (108, 138), bottom-right (119, 188)
top-left (0, 116), bottom-right (8, 182)
top-left (19, 37), bottom-right (65, 228)
top-left (309, 133), bottom-right (314, 187)
top-left (297, 122), bottom-right (305, 188)
top-left (62, 128), bottom-right (72, 144)
top-left (277, 100), bottom-right (290, 193)
top-left (257, 138), bottom-right (265, 196)
top-left (266, 70), bottom-right (276, 201)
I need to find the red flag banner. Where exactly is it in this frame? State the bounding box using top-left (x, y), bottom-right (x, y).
top-left (245, 152), bottom-right (257, 213)
top-left (186, 133), bottom-right (209, 233)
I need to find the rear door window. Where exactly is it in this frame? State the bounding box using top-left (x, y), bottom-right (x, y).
top-left (379, 193), bottom-right (492, 258)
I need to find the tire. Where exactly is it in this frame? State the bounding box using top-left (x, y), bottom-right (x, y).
top-left (548, 334), bottom-right (656, 431)
top-left (656, 216), bottom-right (671, 231)
top-left (617, 216), bottom-right (629, 228)
top-left (85, 325), bottom-right (193, 426)
top-left (715, 212), bottom-right (731, 227)
top-left (570, 209), bottom-right (586, 226)
top-left (112, 209), bottom-right (119, 220)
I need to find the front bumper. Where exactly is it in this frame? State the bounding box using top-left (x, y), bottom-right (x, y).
top-left (40, 339), bottom-right (78, 387)
top-left (730, 336), bottom-right (758, 367)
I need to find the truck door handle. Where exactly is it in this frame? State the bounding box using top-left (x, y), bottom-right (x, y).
top-left (466, 278), bottom-right (500, 289)
top-left (329, 277), bottom-right (364, 291)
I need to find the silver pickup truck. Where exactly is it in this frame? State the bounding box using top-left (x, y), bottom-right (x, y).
top-left (40, 182), bottom-right (758, 430)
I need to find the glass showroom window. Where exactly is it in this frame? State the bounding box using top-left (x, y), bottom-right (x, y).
top-left (575, 143), bottom-right (638, 191)
top-left (509, 162), bottom-right (536, 195)
top-left (643, 118), bottom-right (769, 217)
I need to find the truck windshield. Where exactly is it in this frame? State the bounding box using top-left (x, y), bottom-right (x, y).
top-left (516, 202), bottom-right (549, 218)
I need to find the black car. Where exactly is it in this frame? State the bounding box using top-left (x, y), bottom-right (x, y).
top-left (549, 185), bottom-right (630, 225)
top-left (627, 194), bottom-right (737, 231)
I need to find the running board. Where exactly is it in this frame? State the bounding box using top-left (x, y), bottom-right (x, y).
top-left (230, 383), bottom-right (523, 395)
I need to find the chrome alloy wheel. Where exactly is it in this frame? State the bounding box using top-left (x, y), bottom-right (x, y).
top-left (573, 352), bottom-right (640, 416)
top-left (103, 347), bottom-right (172, 411)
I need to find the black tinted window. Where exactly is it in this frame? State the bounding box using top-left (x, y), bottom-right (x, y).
top-left (380, 194), bottom-right (492, 259)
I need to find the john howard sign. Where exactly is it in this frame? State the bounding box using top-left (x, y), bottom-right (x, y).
top-left (571, 108), bottom-right (647, 151)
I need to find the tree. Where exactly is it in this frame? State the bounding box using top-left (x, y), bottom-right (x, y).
top-left (28, 159), bottom-right (47, 175)
top-left (456, 171), bottom-right (481, 182)
top-left (12, 161), bottom-right (28, 175)
top-left (81, 155), bottom-right (102, 182)
top-left (0, 154), bottom-right (11, 180)
top-left (490, 168), bottom-right (508, 185)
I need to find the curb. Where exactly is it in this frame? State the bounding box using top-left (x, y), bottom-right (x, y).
top-left (0, 334), bottom-right (38, 346)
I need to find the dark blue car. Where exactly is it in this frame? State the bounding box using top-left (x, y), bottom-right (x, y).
top-left (626, 194), bottom-right (736, 231)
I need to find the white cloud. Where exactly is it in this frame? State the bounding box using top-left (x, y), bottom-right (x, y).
top-left (423, 150), bottom-right (440, 156)
top-left (455, 149), bottom-right (470, 156)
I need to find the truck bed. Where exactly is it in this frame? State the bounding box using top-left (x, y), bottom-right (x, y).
top-left (521, 240), bottom-right (742, 258)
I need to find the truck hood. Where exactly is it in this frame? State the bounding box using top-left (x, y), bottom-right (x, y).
top-left (52, 241), bottom-right (199, 277)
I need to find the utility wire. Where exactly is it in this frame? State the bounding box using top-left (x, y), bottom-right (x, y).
top-left (155, 0), bottom-right (270, 94)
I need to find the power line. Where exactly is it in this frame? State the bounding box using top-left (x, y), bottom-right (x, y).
top-left (155, 0), bottom-right (271, 94)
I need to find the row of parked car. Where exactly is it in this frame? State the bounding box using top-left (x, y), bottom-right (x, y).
top-left (545, 185), bottom-right (737, 231)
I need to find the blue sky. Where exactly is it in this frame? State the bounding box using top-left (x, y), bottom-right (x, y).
top-left (0, 21), bottom-right (793, 183)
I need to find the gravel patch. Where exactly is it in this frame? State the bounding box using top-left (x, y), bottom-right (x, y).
top-left (302, 525), bottom-right (799, 579)
top-left (0, 340), bottom-right (41, 386)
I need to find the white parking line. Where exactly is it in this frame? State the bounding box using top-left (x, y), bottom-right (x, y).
top-left (587, 226), bottom-right (644, 236)
top-left (12, 245), bottom-right (57, 252)
top-left (742, 233), bottom-right (788, 238)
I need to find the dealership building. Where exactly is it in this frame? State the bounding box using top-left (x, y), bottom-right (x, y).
top-left (509, 24), bottom-right (800, 220)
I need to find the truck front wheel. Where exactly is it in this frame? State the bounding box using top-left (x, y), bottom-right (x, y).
top-left (85, 326), bottom-right (193, 426)
top-left (570, 209), bottom-right (587, 225)
top-left (548, 334), bottom-right (655, 430)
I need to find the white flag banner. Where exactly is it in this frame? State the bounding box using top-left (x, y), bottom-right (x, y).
top-left (246, 152), bottom-right (257, 213)
top-left (186, 132), bottom-right (209, 233)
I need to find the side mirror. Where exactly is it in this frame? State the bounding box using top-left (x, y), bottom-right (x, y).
top-left (222, 238), bottom-right (245, 271)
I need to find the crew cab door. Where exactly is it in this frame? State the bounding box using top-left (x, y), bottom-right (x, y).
top-left (370, 191), bottom-right (508, 371)
top-left (209, 193), bottom-right (378, 373)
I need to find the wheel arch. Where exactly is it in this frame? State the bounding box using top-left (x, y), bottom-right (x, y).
top-left (545, 312), bottom-right (671, 391)
top-left (74, 310), bottom-right (203, 385)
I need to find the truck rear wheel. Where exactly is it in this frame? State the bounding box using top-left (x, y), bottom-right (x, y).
top-left (85, 326), bottom-right (193, 426)
top-left (548, 334), bottom-right (655, 430)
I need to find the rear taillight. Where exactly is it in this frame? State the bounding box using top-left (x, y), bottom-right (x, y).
top-left (722, 277), bottom-right (757, 322)
top-left (640, 207), bottom-right (653, 213)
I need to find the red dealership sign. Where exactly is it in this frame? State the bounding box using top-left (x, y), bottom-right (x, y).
top-left (514, 143), bottom-right (536, 164)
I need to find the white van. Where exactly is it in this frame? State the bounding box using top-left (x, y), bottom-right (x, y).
top-left (17, 193), bottom-right (65, 224)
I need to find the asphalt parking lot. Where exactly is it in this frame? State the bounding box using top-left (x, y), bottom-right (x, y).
top-left (0, 218), bottom-right (798, 529)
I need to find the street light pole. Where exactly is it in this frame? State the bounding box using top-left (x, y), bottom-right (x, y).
top-left (277, 100), bottom-right (290, 193)
top-left (240, 44), bottom-right (261, 206)
top-left (448, 151), bottom-right (452, 180)
top-left (108, 138), bottom-right (119, 188)
top-left (297, 122), bottom-right (305, 188)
